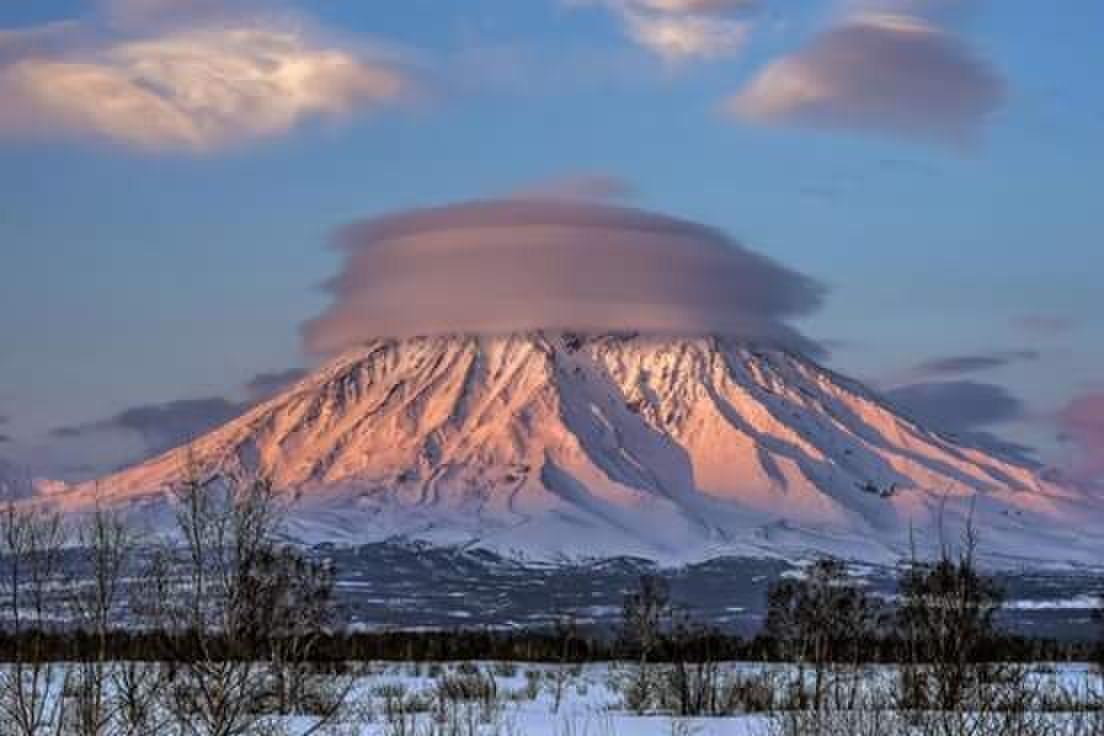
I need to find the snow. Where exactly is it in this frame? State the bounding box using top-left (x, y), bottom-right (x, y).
top-left (50, 333), bottom-right (1104, 568)
top-left (4, 660), bottom-right (1101, 735)
top-left (274, 660), bottom-right (1103, 735)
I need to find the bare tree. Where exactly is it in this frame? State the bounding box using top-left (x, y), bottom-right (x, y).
top-left (665, 610), bottom-right (722, 717)
top-left (1094, 586), bottom-right (1104, 681)
top-left (140, 468), bottom-right (281, 736)
top-left (896, 519), bottom-right (1004, 715)
top-left (0, 492), bottom-right (69, 736)
top-left (245, 545), bottom-right (341, 717)
top-left (549, 613), bottom-right (579, 714)
top-left (141, 464), bottom-right (346, 736)
top-left (63, 496), bottom-right (140, 736)
top-left (619, 574), bottom-right (671, 713)
top-left (764, 557), bottom-right (879, 712)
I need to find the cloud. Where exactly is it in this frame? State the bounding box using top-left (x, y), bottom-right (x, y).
top-left (884, 380), bottom-right (1024, 434)
top-left (0, 6), bottom-right (410, 151)
top-left (623, 12), bottom-right (751, 61)
top-left (43, 366), bottom-right (306, 474)
top-left (728, 12), bottom-right (1004, 145)
top-left (1013, 314), bottom-right (1076, 336)
top-left (52, 397), bottom-right (242, 457)
top-left (631, 0), bottom-right (757, 11)
top-left (0, 435), bottom-right (10, 444)
top-left (844, 0), bottom-right (983, 24)
top-left (245, 368), bottom-right (306, 401)
top-left (302, 198), bottom-right (827, 356)
top-left (1057, 393), bottom-right (1104, 486)
top-left (912, 349), bottom-right (1039, 378)
top-left (508, 173), bottom-right (636, 202)
top-left (578, 0), bottom-right (755, 61)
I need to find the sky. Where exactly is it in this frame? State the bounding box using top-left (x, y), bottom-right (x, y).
top-left (0, 0), bottom-right (1101, 486)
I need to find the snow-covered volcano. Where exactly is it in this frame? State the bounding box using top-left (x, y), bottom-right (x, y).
top-left (59, 334), bottom-right (1103, 565)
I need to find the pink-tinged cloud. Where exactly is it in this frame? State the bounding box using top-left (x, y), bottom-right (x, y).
top-left (624, 12), bottom-right (751, 61)
top-left (0, 13), bottom-right (410, 151)
top-left (302, 198), bottom-right (826, 356)
top-left (579, 0), bottom-right (754, 61)
top-left (1058, 393), bottom-right (1104, 486)
top-left (632, 0), bottom-right (755, 13)
top-left (728, 13), bottom-right (1004, 146)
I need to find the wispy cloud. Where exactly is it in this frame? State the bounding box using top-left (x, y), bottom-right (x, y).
top-left (51, 397), bottom-right (242, 458)
top-left (884, 380), bottom-right (1024, 432)
top-left (728, 10), bottom-right (1003, 146)
top-left (911, 349), bottom-right (1039, 378)
top-left (303, 198), bottom-right (827, 356)
top-left (575, 0), bottom-right (755, 61)
top-left (0, 2), bottom-right (411, 151)
top-left (48, 365), bottom-right (304, 466)
top-left (244, 368), bottom-right (306, 402)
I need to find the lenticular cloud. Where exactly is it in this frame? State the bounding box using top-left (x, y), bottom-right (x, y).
top-left (728, 13), bottom-right (1003, 146)
top-left (302, 199), bottom-right (826, 356)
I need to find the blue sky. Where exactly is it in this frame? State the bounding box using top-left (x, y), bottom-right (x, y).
top-left (0, 0), bottom-right (1101, 481)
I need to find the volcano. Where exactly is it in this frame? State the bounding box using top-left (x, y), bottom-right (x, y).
top-left (58, 334), bottom-right (1103, 565)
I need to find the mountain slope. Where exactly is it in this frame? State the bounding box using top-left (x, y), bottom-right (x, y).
top-left (60, 334), bottom-right (1104, 565)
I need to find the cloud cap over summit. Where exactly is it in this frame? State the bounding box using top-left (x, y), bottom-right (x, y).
top-left (303, 199), bottom-right (826, 356)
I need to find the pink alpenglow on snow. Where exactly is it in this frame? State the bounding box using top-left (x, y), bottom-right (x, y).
top-left (62, 334), bottom-right (1104, 565)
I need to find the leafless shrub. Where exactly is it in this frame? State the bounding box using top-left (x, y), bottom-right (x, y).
top-left (766, 707), bottom-right (902, 736)
top-left (62, 498), bottom-right (142, 736)
top-left (896, 516), bottom-right (1003, 714)
top-left (0, 492), bottom-right (70, 736)
top-left (436, 670), bottom-right (497, 708)
top-left (765, 557), bottom-right (880, 713)
top-left (549, 615), bottom-right (579, 714)
top-left (523, 669), bottom-right (541, 701)
top-left (619, 574), bottom-right (671, 714)
top-left (109, 662), bottom-right (165, 736)
top-left (1094, 589), bottom-right (1104, 680)
top-left (139, 465), bottom-right (349, 736)
top-left (490, 662), bottom-right (517, 679)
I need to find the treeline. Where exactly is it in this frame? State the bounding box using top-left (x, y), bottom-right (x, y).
top-left (0, 622), bottom-right (1097, 666)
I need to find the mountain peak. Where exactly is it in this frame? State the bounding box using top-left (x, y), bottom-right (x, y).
top-left (60, 333), bottom-right (1104, 565)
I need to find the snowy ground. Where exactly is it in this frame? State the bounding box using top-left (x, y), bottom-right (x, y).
top-left (280, 660), bottom-right (1104, 736)
top-left (4, 659), bottom-right (1102, 734)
